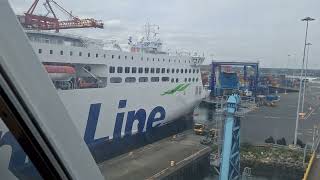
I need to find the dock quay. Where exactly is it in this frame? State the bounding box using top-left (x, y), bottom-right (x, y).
top-left (99, 130), bottom-right (211, 180)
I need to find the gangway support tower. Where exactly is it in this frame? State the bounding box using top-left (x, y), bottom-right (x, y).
top-left (219, 94), bottom-right (241, 180)
top-left (210, 61), bottom-right (259, 96)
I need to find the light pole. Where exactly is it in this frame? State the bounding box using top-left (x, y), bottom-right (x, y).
top-left (285, 54), bottom-right (291, 94)
top-left (294, 17), bottom-right (315, 146)
top-left (301, 43), bottom-right (312, 113)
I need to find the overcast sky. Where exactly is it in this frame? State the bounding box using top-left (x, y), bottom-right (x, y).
top-left (8, 0), bottom-right (320, 68)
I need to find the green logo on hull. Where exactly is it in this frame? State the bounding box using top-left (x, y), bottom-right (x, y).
top-left (161, 83), bottom-right (190, 96)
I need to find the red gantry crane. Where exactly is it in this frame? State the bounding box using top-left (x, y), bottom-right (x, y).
top-left (17, 0), bottom-right (104, 32)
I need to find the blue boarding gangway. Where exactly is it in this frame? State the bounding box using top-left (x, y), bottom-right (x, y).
top-left (219, 94), bottom-right (241, 180)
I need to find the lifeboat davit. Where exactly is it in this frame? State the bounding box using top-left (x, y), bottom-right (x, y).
top-left (44, 65), bottom-right (76, 81)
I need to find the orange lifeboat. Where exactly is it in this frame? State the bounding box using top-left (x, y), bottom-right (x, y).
top-left (44, 65), bottom-right (75, 81)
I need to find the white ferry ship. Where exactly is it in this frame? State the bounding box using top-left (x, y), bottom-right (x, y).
top-left (24, 24), bottom-right (206, 158)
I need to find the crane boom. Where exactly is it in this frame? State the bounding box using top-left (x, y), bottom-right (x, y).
top-left (18, 0), bottom-right (104, 32)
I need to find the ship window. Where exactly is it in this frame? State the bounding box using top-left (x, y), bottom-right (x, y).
top-left (125, 77), bottom-right (136, 83)
top-left (172, 69), bottom-right (175, 73)
top-left (197, 69), bottom-right (200, 73)
top-left (185, 78), bottom-right (187, 82)
top-left (79, 52), bottom-right (82, 56)
top-left (60, 50), bottom-right (64, 55)
top-left (179, 60), bottom-right (181, 63)
top-left (117, 67), bottom-right (123, 73)
top-left (181, 69), bottom-right (183, 73)
top-left (171, 78), bottom-right (174, 83)
top-left (193, 69), bottom-right (195, 73)
top-left (118, 55), bottom-right (121, 59)
top-left (161, 68), bottom-right (165, 73)
top-left (70, 51), bottom-right (73, 56)
top-left (151, 77), bottom-right (160, 82)
top-left (87, 52), bottom-right (90, 57)
top-left (109, 66), bottom-right (115, 73)
top-left (189, 69), bottom-right (191, 73)
top-left (112, 55), bottom-right (114, 59)
top-left (50, 50), bottom-right (53, 54)
top-left (131, 56), bottom-right (134, 60)
top-left (104, 54), bottom-right (106, 58)
top-left (125, 56), bottom-right (127, 59)
top-left (167, 68), bottom-right (170, 73)
top-left (110, 77), bottom-right (122, 83)
top-left (132, 67), bottom-right (137, 73)
top-left (151, 68), bottom-right (155, 73)
top-left (188, 78), bottom-right (191, 82)
top-left (162, 77), bottom-right (169, 82)
top-left (163, 58), bottom-right (165, 62)
top-left (145, 68), bottom-right (149, 73)
top-left (176, 78), bottom-right (179, 83)
top-left (196, 78), bottom-right (199, 82)
top-left (169, 59), bottom-right (171, 62)
top-left (138, 67), bottom-right (143, 73)
top-left (189, 60), bottom-right (191, 63)
top-left (185, 60), bottom-right (186, 63)
top-left (185, 69), bottom-right (188, 73)
top-left (147, 57), bottom-right (149, 61)
top-left (139, 77), bottom-right (148, 82)
top-left (125, 67), bottom-right (130, 73)
top-left (153, 58), bottom-right (155, 61)
top-left (38, 49), bottom-right (42, 54)
top-left (156, 68), bottom-right (160, 73)
top-left (158, 58), bottom-right (160, 61)
top-left (176, 69), bottom-right (179, 73)
top-left (192, 78), bottom-right (195, 82)
top-left (96, 53), bottom-right (99, 58)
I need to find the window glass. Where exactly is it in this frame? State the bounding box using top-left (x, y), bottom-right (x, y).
top-left (87, 52), bottom-right (90, 57)
top-left (139, 77), bottom-right (148, 82)
top-left (176, 78), bottom-right (179, 83)
top-left (181, 69), bottom-right (183, 73)
top-left (162, 77), bottom-right (169, 82)
top-left (193, 69), bottom-right (195, 73)
top-left (151, 68), bottom-right (155, 73)
top-left (185, 78), bottom-right (187, 82)
top-left (189, 69), bottom-right (191, 73)
top-left (60, 50), bottom-right (64, 55)
top-left (109, 66), bottom-right (115, 73)
top-left (145, 67), bottom-right (149, 73)
top-left (197, 69), bottom-right (200, 73)
top-left (125, 77), bottom-right (136, 83)
top-left (104, 54), bottom-right (106, 58)
top-left (117, 67), bottom-right (123, 73)
top-left (112, 55), bottom-right (114, 59)
top-left (118, 55), bottom-right (121, 59)
top-left (192, 78), bottom-right (195, 82)
top-left (125, 56), bottom-right (127, 59)
top-left (188, 78), bottom-right (191, 82)
top-left (79, 52), bottom-right (82, 56)
top-left (171, 78), bottom-right (174, 83)
top-left (196, 78), bottom-right (199, 82)
top-left (50, 50), bottom-right (53, 54)
top-left (156, 68), bottom-right (160, 73)
top-left (138, 67), bottom-right (143, 73)
top-left (132, 67), bottom-right (137, 73)
top-left (167, 68), bottom-right (170, 73)
top-left (70, 51), bottom-right (73, 56)
top-left (38, 49), bottom-right (42, 54)
top-left (96, 53), bottom-right (99, 58)
top-left (176, 69), bottom-right (179, 73)
top-left (0, 119), bottom-right (43, 180)
top-left (131, 56), bottom-right (134, 60)
top-left (185, 69), bottom-right (188, 73)
top-left (110, 77), bottom-right (122, 83)
top-left (125, 67), bottom-right (130, 73)
top-left (161, 68), bottom-right (165, 73)
top-left (151, 77), bottom-right (160, 82)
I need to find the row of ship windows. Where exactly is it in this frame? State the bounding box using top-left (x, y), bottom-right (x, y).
top-left (109, 77), bottom-right (199, 83)
top-left (38, 49), bottom-right (192, 63)
top-left (109, 66), bottom-right (200, 74)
